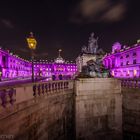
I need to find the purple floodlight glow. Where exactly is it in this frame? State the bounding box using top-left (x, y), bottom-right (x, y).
top-left (103, 41), bottom-right (140, 78)
top-left (0, 48), bottom-right (77, 80)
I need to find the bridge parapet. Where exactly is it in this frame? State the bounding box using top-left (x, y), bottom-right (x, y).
top-left (121, 79), bottom-right (140, 88)
top-left (0, 80), bottom-right (74, 109)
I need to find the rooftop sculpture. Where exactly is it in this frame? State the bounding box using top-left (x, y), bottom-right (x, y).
top-left (81, 32), bottom-right (99, 54)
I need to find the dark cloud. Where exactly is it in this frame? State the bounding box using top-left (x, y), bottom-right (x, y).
top-left (101, 3), bottom-right (126, 22)
top-left (70, 0), bottom-right (127, 24)
top-left (0, 19), bottom-right (14, 29)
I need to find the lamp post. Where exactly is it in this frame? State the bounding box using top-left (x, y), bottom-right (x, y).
top-left (27, 32), bottom-right (37, 82)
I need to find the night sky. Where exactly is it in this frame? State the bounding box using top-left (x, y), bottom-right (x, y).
top-left (0, 0), bottom-right (140, 61)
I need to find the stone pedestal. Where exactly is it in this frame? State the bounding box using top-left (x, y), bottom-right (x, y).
top-left (75, 78), bottom-right (122, 140)
top-left (76, 54), bottom-right (97, 73)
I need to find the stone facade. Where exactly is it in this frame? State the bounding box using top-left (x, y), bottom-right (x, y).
top-left (0, 81), bottom-right (75, 140)
top-left (2, 79), bottom-right (140, 140)
top-left (122, 88), bottom-right (140, 139)
top-left (74, 78), bottom-right (122, 140)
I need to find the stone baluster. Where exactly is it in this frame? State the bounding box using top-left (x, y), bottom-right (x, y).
top-left (64, 82), bottom-right (66, 89)
top-left (63, 82), bottom-right (66, 89)
top-left (128, 80), bottom-right (131, 88)
top-left (0, 90), bottom-right (7, 107)
top-left (8, 88), bottom-right (16, 105)
top-left (125, 80), bottom-right (127, 87)
top-left (122, 80), bottom-right (125, 87)
top-left (124, 80), bottom-right (127, 87)
top-left (64, 82), bottom-right (68, 89)
top-left (132, 80), bottom-right (135, 88)
top-left (49, 83), bottom-right (52, 93)
top-left (48, 83), bottom-right (50, 92)
top-left (45, 84), bottom-right (48, 94)
top-left (38, 84), bottom-right (41, 96)
top-left (58, 82), bottom-right (60, 91)
top-left (138, 80), bottom-right (140, 88)
top-left (55, 83), bottom-right (57, 92)
top-left (52, 83), bottom-right (55, 92)
top-left (33, 85), bottom-right (37, 96)
top-left (60, 82), bottom-right (62, 89)
top-left (62, 82), bottom-right (64, 89)
top-left (42, 84), bottom-right (45, 95)
top-left (66, 82), bottom-right (69, 89)
top-left (12, 89), bottom-right (16, 103)
top-left (121, 80), bottom-right (123, 87)
top-left (131, 80), bottom-right (133, 88)
top-left (134, 80), bottom-right (137, 88)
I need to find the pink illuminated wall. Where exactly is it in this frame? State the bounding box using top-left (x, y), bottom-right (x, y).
top-left (0, 48), bottom-right (77, 80)
top-left (103, 42), bottom-right (140, 78)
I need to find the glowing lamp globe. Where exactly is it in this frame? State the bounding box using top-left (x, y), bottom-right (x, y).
top-left (27, 32), bottom-right (37, 50)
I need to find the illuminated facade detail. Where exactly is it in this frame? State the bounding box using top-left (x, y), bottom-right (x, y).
top-left (0, 48), bottom-right (77, 80)
top-left (54, 49), bottom-right (65, 63)
top-left (103, 41), bottom-right (140, 78)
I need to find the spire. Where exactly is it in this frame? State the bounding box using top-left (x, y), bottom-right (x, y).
top-left (55, 49), bottom-right (64, 63)
top-left (29, 32), bottom-right (34, 38)
top-left (58, 49), bottom-right (62, 57)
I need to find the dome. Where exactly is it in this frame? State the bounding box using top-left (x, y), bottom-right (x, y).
top-left (54, 49), bottom-right (65, 63)
top-left (55, 56), bottom-right (64, 63)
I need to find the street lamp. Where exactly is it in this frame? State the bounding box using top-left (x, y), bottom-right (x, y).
top-left (26, 32), bottom-right (37, 82)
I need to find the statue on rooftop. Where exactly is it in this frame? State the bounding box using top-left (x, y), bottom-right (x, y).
top-left (88, 32), bottom-right (98, 54)
top-left (81, 32), bottom-right (99, 54)
top-left (76, 32), bottom-right (109, 78)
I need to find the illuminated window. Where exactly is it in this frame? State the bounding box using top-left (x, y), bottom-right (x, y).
top-left (112, 71), bottom-right (114, 76)
top-left (127, 70), bottom-right (130, 76)
top-left (134, 69), bottom-right (137, 76)
top-left (126, 54), bottom-right (129, 58)
top-left (133, 52), bottom-right (136, 56)
top-left (126, 61), bottom-right (129, 65)
top-left (133, 59), bottom-right (137, 64)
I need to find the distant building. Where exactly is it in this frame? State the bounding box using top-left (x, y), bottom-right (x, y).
top-left (0, 48), bottom-right (77, 80)
top-left (0, 48), bottom-right (31, 79)
top-left (103, 41), bottom-right (140, 78)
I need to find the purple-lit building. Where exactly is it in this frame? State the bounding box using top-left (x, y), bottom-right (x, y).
top-left (0, 48), bottom-right (77, 80)
top-left (0, 48), bottom-right (32, 79)
top-left (34, 54), bottom-right (77, 80)
top-left (103, 41), bottom-right (140, 78)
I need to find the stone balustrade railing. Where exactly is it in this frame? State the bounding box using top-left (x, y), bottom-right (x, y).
top-left (32, 80), bottom-right (73, 97)
top-left (0, 88), bottom-right (16, 107)
top-left (0, 80), bottom-right (74, 108)
top-left (120, 79), bottom-right (140, 88)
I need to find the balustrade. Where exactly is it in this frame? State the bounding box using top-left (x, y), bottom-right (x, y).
top-left (120, 79), bottom-right (140, 88)
top-left (0, 80), bottom-right (73, 108)
top-left (0, 88), bottom-right (16, 107)
top-left (33, 80), bottom-right (72, 97)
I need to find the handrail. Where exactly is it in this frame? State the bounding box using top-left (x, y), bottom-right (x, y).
top-left (119, 78), bottom-right (140, 88)
top-left (0, 80), bottom-right (74, 108)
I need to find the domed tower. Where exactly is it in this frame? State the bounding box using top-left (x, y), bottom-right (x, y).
top-left (54, 49), bottom-right (65, 63)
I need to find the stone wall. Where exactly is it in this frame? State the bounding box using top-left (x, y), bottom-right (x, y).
top-left (75, 78), bottom-right (122, 140)
top-left (3, 79), bottom-right (140, 140)
top-left (122, 88), bottom-right (140, 139)
top-left (0, 81), bottom-right (75, 140)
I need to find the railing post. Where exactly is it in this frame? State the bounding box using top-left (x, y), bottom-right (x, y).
top-left (0, 90), bottom-right (6, 107)
top-left (45, 84), bottom-right (48, 94)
